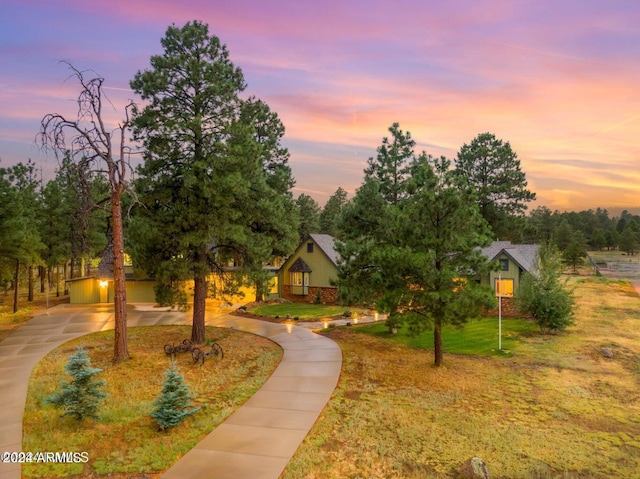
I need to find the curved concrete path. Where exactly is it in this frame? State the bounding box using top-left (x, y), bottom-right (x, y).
top-left (0, 304), bottom-right (342, 479)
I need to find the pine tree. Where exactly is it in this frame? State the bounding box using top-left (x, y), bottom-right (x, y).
top-left (151, 363), bottom-right (199, 430)
top-left (45, 347), bottom-right (107, 421)
top-left (130, 21), bottom-right (298, 344)
top-left (319, 187), bottom-right (348, 238)
top-left (517, 245), bottom-right (575, 333)
top-left (455, 132), bottom-right (535, 240)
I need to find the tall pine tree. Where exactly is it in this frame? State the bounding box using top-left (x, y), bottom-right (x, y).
top-left (130, 21), bottom-right (297, 342)
top-left (338, 126), bottom-right (494, 366)
top-left (455, 132), bottom-right (535, 240)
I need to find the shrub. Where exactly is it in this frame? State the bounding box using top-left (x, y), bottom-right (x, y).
top-left (517, 245), bottom-right (575, 333)
top-left (45, 347), bottom-right (107, 421)
top-left (151, 362), bottom-right (199, 430)
top-left (154, 282), bottom-right (188, 311)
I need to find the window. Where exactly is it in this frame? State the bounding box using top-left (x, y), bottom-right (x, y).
top-left (291, 272), bottom-right (309, 286)
top-left (495, 278), bottom-right (514, 297)
top-left (499, 258), bottom-right (509, 271)
top-left (307, 242), bottom-right (314, 253)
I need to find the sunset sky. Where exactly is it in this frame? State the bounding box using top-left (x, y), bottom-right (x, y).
top-left (1, 0), bottom-right (639, 214)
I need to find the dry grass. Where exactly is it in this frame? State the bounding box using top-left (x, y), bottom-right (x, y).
top-left (22, 325), bottom-right (282, 478)
top-left (283, 275), bottom-right (640, 479)
top-left (0, 290), bottom-right (69, 342)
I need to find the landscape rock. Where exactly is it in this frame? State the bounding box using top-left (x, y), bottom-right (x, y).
top-left (459, 456), bottom-right (490, 479)
top-left (600, 347), bottom-right (614, 359)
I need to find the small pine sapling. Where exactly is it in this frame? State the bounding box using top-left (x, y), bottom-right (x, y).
top-left (151, 362), bottom-right (199, 430)
top-left (45, 346), bottom-right (107, 421)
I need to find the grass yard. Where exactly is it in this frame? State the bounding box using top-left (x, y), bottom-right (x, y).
top-left (21, 325), bottom-right (282, 478)
top-left (282, 275), bottom-right (640, 479)
top-left (247, 302), bottom-right (369, 320)
top-left (353, 316), bottom-right (539, 356)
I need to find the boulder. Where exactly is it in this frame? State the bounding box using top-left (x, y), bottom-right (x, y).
top-left (459, 457), bottom-right (490, 479)
top-left (600, 347), bottom-right (614, 359)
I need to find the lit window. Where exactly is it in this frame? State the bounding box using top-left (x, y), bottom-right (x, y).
top-left (291, 272), bottom-right (309, 286)
top-left (495, 278), bottom-right (514, 297)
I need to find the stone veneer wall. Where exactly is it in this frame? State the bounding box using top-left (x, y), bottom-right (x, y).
top-left (484, 297), bottom-right (521, 317)
top-left (281, 285), bottom-right (339, 304)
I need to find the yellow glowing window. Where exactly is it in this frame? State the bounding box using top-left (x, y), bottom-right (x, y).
top-left (291, 272), bottom-right (309, 286)
top-left (495, 278), bottom-right (514, 297)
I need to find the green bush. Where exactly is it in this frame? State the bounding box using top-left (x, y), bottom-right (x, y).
top-left (154, 282), bottom-right (188, 311)
top-left (517, 245), bottom-right (575, 333)
top-left (45, 347), bottom-right (107, 421)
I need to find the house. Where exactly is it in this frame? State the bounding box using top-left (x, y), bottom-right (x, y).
top-left (480, 240), bottom-right (540, 297)
top-left (279, 234), bottom-right (339, 303)
top-left (66, 242), bottom-right (158, 304)
top-left (67, 242), bottom-right (278, 305)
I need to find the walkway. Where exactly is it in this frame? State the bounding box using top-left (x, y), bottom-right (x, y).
top-left (0, 304), bottom-right (342, 479)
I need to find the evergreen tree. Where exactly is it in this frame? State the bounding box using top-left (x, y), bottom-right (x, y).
top-left (130, 21), bottom-right (297, 343)
top-left (294, 193), bottom-right (321, 241)
top-left (45, 347), bottom-right (107, 421)
top-left (455, 132), bottom-right (535, 240)
top-left (0, 161), bottom-right (44, 312)
top-left (517, 245), bottom-right (575, 333)
top-left (618, 222), bottom-right (640, 255)
top-left (363, 122), bottom-right (415, 205)
top-left (589, 229), bottom-right (607, 251)
top-left (337, 129), bottom-right (494, 366)
top-left (563, 230), bottom-right (587, 273)
top-left (319, 187), bottom-right (348, 238)
top-left (553, 219), bottom-right (575, 251)
top-left (151, 362), bottom-right (199, 430)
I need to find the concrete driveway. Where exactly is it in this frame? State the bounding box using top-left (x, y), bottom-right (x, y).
top-left (0, 304), bottom-right (342, 479)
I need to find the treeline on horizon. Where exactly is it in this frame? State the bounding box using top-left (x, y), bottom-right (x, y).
top-left (2, 134), bottom-right (638, 301)
top-left (2, 19), bottom-right (639, 311)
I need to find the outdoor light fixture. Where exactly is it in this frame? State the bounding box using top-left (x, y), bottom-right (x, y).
top-left (98, 280), bottom-right (108, 289)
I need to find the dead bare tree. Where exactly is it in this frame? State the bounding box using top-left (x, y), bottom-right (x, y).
top-left (39, 62), bottom-right (133, 363)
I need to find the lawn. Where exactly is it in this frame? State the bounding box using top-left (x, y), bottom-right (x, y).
top-left (353, 316), bottom-right (539, 356)
top-left (247, 302), bottom-right (369, 320)
top-left (282, 275), bottom-right (640, 479)
top-left (21, 325), bottom-right (281, 478)
top-left (16, 274), bottom-right (640, 478)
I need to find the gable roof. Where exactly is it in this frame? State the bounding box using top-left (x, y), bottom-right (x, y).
top-left (307, 234), bottom-right (340, 267)
top-left (481, 241), bottom-right (540, 275)
top-left (288, 256), bottom-right (312, 272)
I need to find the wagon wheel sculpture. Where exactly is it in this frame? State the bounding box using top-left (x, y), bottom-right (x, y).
top-left (192, 342), bottom-right (224, 365)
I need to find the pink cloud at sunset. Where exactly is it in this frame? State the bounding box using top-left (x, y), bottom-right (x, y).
top-left (1, 0), bottom-right (639, 214)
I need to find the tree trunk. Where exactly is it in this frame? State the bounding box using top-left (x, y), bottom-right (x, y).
top-left (13, 260), bottom-right (20, 313)
top-left (63, 263), bottom-right (69, 295)
top-left (111, 191), bottom-right (129, 363)
top-left (56, 265), bottom-right (60, 297)
top-left (434, 318), bottom-right (444, 367)
top-left (40, 265), bottom-right (46, 293)
top-left (28, 266), bottom-right (34, 302)
top-left (191, 273), bottom-right (207, 344)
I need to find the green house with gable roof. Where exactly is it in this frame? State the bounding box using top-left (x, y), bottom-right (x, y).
top-left (278, 233), bottom-right (340, 303)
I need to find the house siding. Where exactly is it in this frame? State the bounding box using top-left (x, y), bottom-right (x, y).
top-left (486, 253), bottom-right (522, 293)
top-left (279, 235), bottom-right (339, 303)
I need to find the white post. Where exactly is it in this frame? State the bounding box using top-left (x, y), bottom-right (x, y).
top-left (498, 272), bottom-right (502, 351)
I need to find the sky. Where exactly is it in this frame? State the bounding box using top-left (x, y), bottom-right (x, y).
top-left (1, 0), bottom-right (639, 215)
